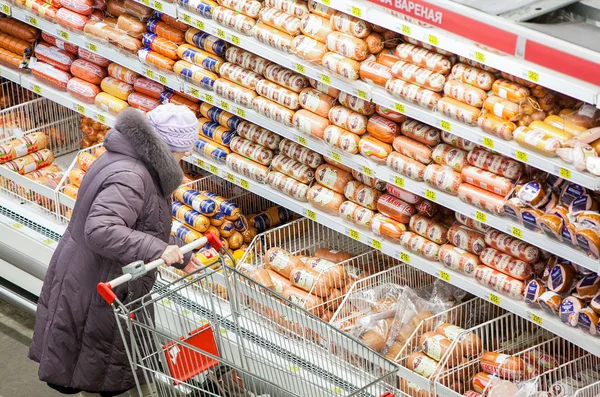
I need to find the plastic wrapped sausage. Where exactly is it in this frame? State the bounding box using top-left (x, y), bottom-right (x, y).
top-left (101, 77), bottom-right (134, 100)
top-left (78, 47), bottom-right (110, 67)
top-left (484, 230), bottom-right (540, 263)
top-left (386, 152), bottom-right (426, 181)
top-left (323, 125), bottom-right (360, 154)
top-left (359, 61), bottom-right (393, 87)
top-left (338, 92), bottom-right (375, 116)
top-left (371, 214), bottom-right (405, 242)
top-left (259, 7), bottom-right (302, 36)
top-left (461, 166), bottom-right (514, 196)
top-left (138, 48), bottom-right (175, 71)
top-left (437, 97), bottom-right (481, 126)
top-left (300, 14), bottom-right (332, 42)
top-left (409, 214), bottom-right (448, 244)
top-left (513, 126), bottom-right (560, 156)
top-left (267, 171), bottom-right (309, 200)
top-left (326, 31), bottom-right (368, 61)
top-left (391, 61), bottom-right (446, 92)
top-left (330, 11), bottom-right (371, 38)
top-left (215, 78), bottom-right (257, 107)
top-left (492, 79), bottom-right (530, 102)
top-left (230, 136), bottom-right (274, 165)
top-left (70, 59), bottom-right (106, 86)
top-left (56, 7), bottom-right (89, 30)
top-left (474, 265), bottom-right (526, 299)
top-left (307, 184), bottom-right (344, 214)
top-left (128, 92), bottom-right (160, 112)
top-left (399, 232), bottom-right (440, 260)
top-left (227, 153), bottom-right (269, 183)
top-left (447, 225), bottom-right (486, 255)
top-left (219, 0), bottom-right (262, 18)
top-left (367, 115), bottom-right (399, 143)
top-left (432, 144), bottom-right (467, 171)
top-left (67, 78), bottom-right (100, 103)
top-left (271, 154), bottom-right (315, 183)
top-left (309, 78), bottom-right (340, 97)
top-left (385, 79), bottom-right (441, 109)
top-left (291, 36), bottom-right (327, 62)
top-left (133, 77), bottom-right (164, 98)
top-left (237, 121), bottom-right (281, 150)
top-left (200, 103), bottom-right (241, 130)
top-left (176, 44), bottom-right (224, 73)
top-left (256, 80), bottom-right (300, 110)
top-left (185, 28), bottom-right (228, 57)
top-left (438, 244), bottom-right (479, 275)
top-left (450, 63), bottom-right (495, 91)
top-left (265, 0), bottom-right (308, 18)
top-left (483, 96), bottom-right (521, 121)
top-left (298, 88), bottom-right (335, 118)
top-left (253, 23), bottom-right (293, 53)
top-left (440, 131), bottom-right (477, 151)
top-left (279, 139), bottom-right (323, 168)
top-left (477, 114), bottom-right (516, 141)
top-left (198, 118), bottom-right (236, 146)
top-left (107, 63), bottom-right (138, 84)
top-left (444, 80), bottom-right (487, 108)
top-left (263, 64), bottom-right (308, 93)
top-left (34, 43), bottom-right (75, 72)
top-left (95, 92), bottom-right (129, 115)
top-left (212, 6), bottom-right (255, 35)
top-left (392, 136), bottom-right (432, 164)
top-left (218, 62), bottom-right (262, 90)
top-left (344, 181), bottom-right (381, 210)
top-left (424, 165), bottom-right (461, 195)
top-left (251, 96), bottom-right (294, 126)
top-left (395, 43), bottom-right (452, 75)
top-left (225, 47), bottom-right (273, 75)
top-left (322, 52), bottom-right (360, 80)
top-left (466, 149), bottom-right (523, 180)
top-left (314, 164), bottom-right (353, 193)
top-left (328, 106), bottom-right (368, 134)
top-left (359, 136), bottom-right (392, 164)
top-left (339, 201), bottom-right (374, 229)
top-left (194, 136), bottom-right (230, 163)
top-left (401, 119), bottom-right (440, 146)
top-left (377, 194), bottom-right (415, 223)
top-left (457, 184), bottom-right (505, 213)
top-left (480, 248), bottom-right (533, 280)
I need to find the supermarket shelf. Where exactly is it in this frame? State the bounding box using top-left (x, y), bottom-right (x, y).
top-left (134, 0), bottom-right (177, 18)
top-left (315, 0), bottom-right (600, 105)
top-left (0, 64), bottom-right (23, 84)
top-left (183, 152), bottom-right (600, 358)
top-left (186, 86), bottom-right (600, 273)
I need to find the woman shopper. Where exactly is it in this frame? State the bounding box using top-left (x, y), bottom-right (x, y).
top-left (29, 104), bottom-right (201, 397)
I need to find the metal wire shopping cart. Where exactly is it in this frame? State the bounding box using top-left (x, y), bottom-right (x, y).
top-left (98, 233), bottom-right (400, 397)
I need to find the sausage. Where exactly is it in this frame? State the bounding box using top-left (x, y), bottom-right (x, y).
top-left (492, 79), bottom-right (530, 102)
top-left (250, 95), bottom-right (294, 125)
top-left (107, 63), bottom-right (139, 84)
top-left (458, 184), bottom-right (504, 213)
top-left (293, 109), bottom-right (329, 138)
top-left (437, 97), bottom-right (481, 126)
top-left (309, 78), bottom-right (340, 97)
top-left (161, 92), bottom-right (200, 114)
top-left (424, 164), bottom-right (461, 195)
top-left (323, 125), bottom-right (360, 154)
top-left (194, 137), bottom-right (230, 163)
top-left (461, 166), bottom-right (514, 196)
top-left (127, 92), bottom-right (159, 112)
top-left (444, 80), bottom-right (487, 108)
top-left (42, 34), bottom-right (79, 55)
top-left (253, 23), bottom-right (293, 52)
top-left (477, 114), bottom-right (517, 141)
top-left (225, 47), bottom-right (273, 75)
top-left (215, 78), bottom-right (256, 107)
top-left (364, 32), bottom-right (384, 54)
top-left (376, 52), bottom-right (400, 68)
top-left (385, 78), bottom-right (441, 109)
top-left (106, 0), bottom-right (126, 16)
top-left (343, 181), bottom-right (381, 210)
top-left (376, 194), bottom-right (415, 223)
top-left (0, 132), bottom-right (49, 164)
top-left (314, 164), bottom-right (353, 194)
top-left (386, 151), bottom-right (426, 181)
top-left (271, 154), bottom-right (315, 184)
top-left (392, 136), bottom-right (432, 164)
top-left (313, 249), bottom-right (353, 264)
top-left (259, 7), bottom-right (302, 35)
top-left (438, 244), bottom-right (479, 275)
top-left (300, 14), bottom-right (331, 42)
top-left (56, 7), bottom-right (89, 30)
top-left (375, 105), bottom-right (406, 124)
top-left (0, 33), bottom-right (32, 58)
top-left (173, 61), bottom-right (218, 89)
top-left (185, 28), bottom-right (228, 57)
top-left (479, 247), bottom-right (533, 280)
top-left (143, 33), bottom-right (179, 61)
top-left (355, 172), bottom-right (386, 191)
top-left (263, 64), bottom-right (308, 93)
top-left (31, 62), bottom-right (71, 91)
top-left (100, 77), bottom-right (133, 101)
top-left (34, 43), bottom-right (75, 72)
top-left (400, 119), bottom-right (440, 146)
top-left (391, 61), bottom-right (446, 92)
top-left (399, 232), bottom-right (440, 260)
top-left (451, 63), bottom-right (495, 91)
top-left (419, 332), bottom-right (463, 367)
top-left (371, 214), bottom-right (405, 242)
top-left (529, 120), bottom-right (573, 143)
top-left (201, 103), bottom-right (241, 130)
top-left (146, 19), bottom-right (184, 43)
top-left (291, 36), bottom-right (327, 62)
top-left (307, 185), bottom-right (344, 214)
top-left (289, 265), bottom-right (332, 297)
top-left (480, 351), bottom-right (526, 380)
top-left (265, 247), bottom-right (303, 279)
top-left (265, 0), bottom-right (308, 17)
top-left (385, 184), bottom-right (421, 204)
top-left (307, 0), bottom-right (333, 17)
top-left (220, 0), bottom-right (262, 18)
top-left (68, 58), bottom-right (105, 86)
top-left (123, 0), bottom-right (153, 21)
top-left (326, 31), bottom-right (368, 61)
top-left (179, 0), bottom-right (215, 18)
top-left (229, 136), bottom-right (274, 165)
top-left (0, 19), bottom-right (38, 43)
top-left (483, 96), bottom-right (521, 121)
top-left (67, 78), bottom-right (100, 103)
top-left (432, 144), bottom-right (467, 171)
top-left (279, 139), bottom-right (323, 168)
top-left (466, 150), bottom-right (523, 181)
top-left (138, 48), bottom-right (175, 71)
top-left (359, 61), bottom-right (392, 87)
top-left (78, 47), bottom-right (110, 67)
top-left (446, 225), bottom-right (486, 254)
top-left (130, 77), bottom-right (162, 99)
top-left (328, 106), bottom-right (367, 134)
top-left (227, 153), bottom-right (269, 183)
top-left (24, 0), bottom-right (59, 21)
top-left (395, 43), bottom-right (452, 75)
top-left (298, 88), bottom-right (335, 118)
top-left (84, 20), bottom-right (115, 41)
top-left (322, 52), bottom-right (360, 80)
top-left (236, 121), bottom-right (281, 150)
top-left (0, 48), bottom-right (24, 69)
top-left (409, 214), bottom-right (448, 244)
top-left (513, 126), bottom-right (560, 157)
top-left (474, 265), bottom-right (526, 299)
top-left (214, 63), bottom-right (258, 91)
top-left (95, 92), bottom-right (129, 115)
top-left (338, 92), bottom-right (375, 116)
top-left (3, 149), bottom-right (55, 174)
top-left (440, 131), bottom-right (477, 151)
top-left (339, 201), bottom-right (374, 229)
top-left (358, 135), bottom-right (392, 164)
top-left (256, 80), bottom-right (300, 110)
top-left (117, 14), bottom-right (145, 39)
top-left (267, 171), bottom-right (309, 201)
top-left (365, 116), bottom-right (398, 143)
top-left (484, 230), bottom-right (539, 263)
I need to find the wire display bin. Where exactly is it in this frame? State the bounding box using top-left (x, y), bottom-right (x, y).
top-left (98, 235), bottom-right (399, 397)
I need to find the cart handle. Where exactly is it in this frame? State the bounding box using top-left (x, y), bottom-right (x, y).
top-left (97, 232), bottom-right (221, 305)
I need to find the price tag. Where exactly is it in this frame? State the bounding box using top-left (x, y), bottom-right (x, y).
top-left (400, 252), bottom-right (411, 263)
top-left (475, 211), bottom-right (487, 223)
top-left (289, 365), bottom-right (301, 373)
top-left (371, 239), bottom-right (382, 251)
top-left (559, 167), bottom-right (571, 180)
top-left (74, 103), bottom-right (85, 115)
top-left (153, 0), bottom-right (163, 10)
top-left (425, 189), bottom-right (436, 202)
top-left (394, 102), bottom-right (405, 113)
top-left (28, 16), bottom-right (38, 27)
top-left (87, 42), bottom-right (98, 52)
top-left (439, 119), bottom-right (451, 132)
top-left (216, 28), bottom-right (226, 40)
top-left (32, 84), bottom-right (42, 95)
top-left (11, 222), bottom-right (22, 229)
top-left (320, 74), bottom-right (331, 85)
top-left (219, 327), bottom-right (228, 336)
top-left (332, 386), bottom-right (343, 395)
top-left (351, 6), bottom-right (362, 17)
top-left (59, 30), bottom-right (69, 41)
top-left (42, 238), bottom-right (54, 245)
top-left (482, 137), bottom-right (494, 149)
top-left (527, 70), bottom-right (539, 83)
top-left (196, 20), bottom-right (204, 30)
top-left (226, 172), bottom-right (235, 183)
top-left (297, 136), bottom-right (307, 145)
top-left (394, 175), bottom-right (405, 187)
top-left (231, 35), bottom-right (240, 45)
top-left (321, 0), bottom-right (330, 4)
top-left (196, 158), bottom-right (206, 168)
top-left (361, 166), bottom-right (372, 177)
top-left (511, 226), bottom-right (523, 239)
top-left (489, 293), bottom-right (501, 306)
top-left (349, 229), bottom-right (360, 241)
top-left (188, 86), bottom-right (199, 98)
top-left (295, 63), bottom-right (305, 73)
top-left (428, 34), bottom-right (439, 46)
top-left (356, 90), bottom-right (367, 99)
top-left (220, 100), bottom-right (230, 111)
top-left (96, 113), bottom-right (106, 124)
top-left (203, 93), bottom-right (214, 103)
top-left (240, 179), bottom-right (249, 189)
top-left (158, 75), bottom-right (167, 85)
top-left (530, 312), bottom-right (543, 326)
top-left (439, 270), bottom-right (451, 282)
top-left (209, 164), bottom-right (218, 174)
top-left (515, 150), bottom-right (528, 162)
top-left (331, 152), bottom-right (342, 162)
top-left (474, 51), bottom-right (485, 63)
top-left (182, 13), bottom-right (192, 24)
top-left (1, 3), bottom-right (11, 15)
top-left (145, 69), bottom-right (155, 79)
top-left (305, 209), bottom-right (317, 220)
top-left (401, 24), bottom-right (411, 35)
top-left (141, 0), bottom-right (150, 5)
top-left (236, 108), bottom-right (246, 118)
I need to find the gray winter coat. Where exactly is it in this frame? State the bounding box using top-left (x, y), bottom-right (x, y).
top-left (29, 108), bottom-right (190, 393)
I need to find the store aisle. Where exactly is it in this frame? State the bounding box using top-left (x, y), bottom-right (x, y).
top-left (0, 300), bottom-right (60, 397)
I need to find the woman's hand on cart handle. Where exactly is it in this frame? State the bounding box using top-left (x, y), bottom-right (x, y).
top-left (97, 232), bottom-right (222, 305)
top-left (161, 245), bottom-right (184, 266)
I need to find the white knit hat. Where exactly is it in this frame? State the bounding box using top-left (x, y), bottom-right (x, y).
top-left (147, 104), bottom-right (198, 152)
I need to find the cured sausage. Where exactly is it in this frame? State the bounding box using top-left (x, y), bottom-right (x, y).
top-left (267, 171), bottom-right (310, 200)
top-left (256, 79), bottom-right (300, 110)
top-left (323, 125), bottom-right (360, 154)
top-left (387, 151), bottom-right (426, 181)
top-left (293, 109), bottom-right (329, 138)
top-left (227, 153), bottom-right (270, 183)
top-left (461, 166), bottom-right (514, 196)
top-left (31, 62), bottom-right (70, 91)
top-left (253, 23), bottom-right (293, 53)
top-left (307, 185), bottom-right (344, 214)
top-left (330, 11), bottom-right (371, 38)
top-left (291, 36), bottom-right (327, 62)
top-left (298, 88), bottom-right (335, 118)
top-left (358, 135), bottom-right (392, 164)
top-left (67, 77), bottom-right (100, 103)
top-left (424, 165), bottom-right (461, 195)
top-left (328, 106), bottom-right (367, 134)
top-left (392, 136), bottom-right (432, 164)
top-left (322, 52), bottom-right (360, 80)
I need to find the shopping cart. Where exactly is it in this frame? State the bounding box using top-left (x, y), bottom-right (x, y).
top-left (98, 232), bottom-right (400, 397)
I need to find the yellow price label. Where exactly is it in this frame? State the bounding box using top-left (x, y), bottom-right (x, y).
top-left (96, 113), bottom-right (106, 124)
top-left (349, 229), bottom-right (360, 240)
top-left (394, 102), bottom-right (405, 113)
top-left (305, 209), bottom-right (316, 220)
top-left (209, 164), bottom-right (218, 174)
top-left (475, 211), bottom-right (487, 223)
top-left (530, 313), bottom-right (543, 326)
top-left (372, 239), bottom-right (382, 251)
top-left (527, 70), bottom-right (539, 83)
top-left (42, 238), bottom-right (54, 245)
top-left (189, 87), bottom-right (199, 98)
top-left (204, 93), bottom-right (214, 103)
top-left (331, 152), bottom-right (342, 162)
top-left (158, 75), bottom-right (167, 85)
top-left (28, 16), bottom-right (38, 26)
top-left (226, 172), bottom-right (235, 183)
top-left (297, 136), bottom-right (307, 145)
top-left (231, 35), bottom-right (240, 45)
top-left (87, 42), bottom-right (98, 52)
top-left (483, 137), bottom-right (494, 149)
top-left (141, 0), bottom-right (150, 5)
top-left (182, 13), bottom-right (191, 24)
top-left (401, 24), bottom-right (411, 35)
top-left (196, 158), bottom-right (206, 168)
top-left (516, 150), bottom-right (528, 162)
top-left (332, 386), bottom-right (343, 395)
top-left (32, 84), bottom-right (41, 95)
top-left (196, 20), bottom-right (205, 30)
top-left (428, 34), bottom-right (439, 46)
top-left (59, 30), bottom-right (69, 40)
top-left (220, 100), bottom-right (230, 111)
top-left (75, 103), bottom-right (85, 115)
top-left (440, 119), bottom-right (451, 131)
top-left (154, 0), bottom-right (163, 10)
top-left (511, 226), bottom-right (523, 239)
top-left (295, 63), bottom-right (305, 73)
top-left (400, 252), bottom-right (411, 263)
top-left (240, 179), bottom-right (249, 189)
top-left (394, 175), bottom-right (405, 187)
top-left (219, 327), bottom-right (228, 336)
top-left (216, 28), bottom-right (226, 39)
top-left (322, 0), bottom-right (330, 4)
top-left (356, 90), bottom-right (367, 99)
top-left (361, 166), bottom-right (373, 176)
top-left (489, 293), bottom-right (501, 306)
top-left (289, 365), bottom-right (301, 373)
top-left (145, 69), bottom-right (155, 79)
top-left (1, 3), bottom-right (11, 15)
top-left (439, 270), bottom-right (451, 282)
top-left (559, 167), bottom-right (571, 180)
top-left (320, 74), bottom-right (331, 85)
top-left (474, 51), bottom-right (485, 63)
top-left (425, 189), bottom-right (436, 201)
top-left (236, 108), bottom-right (246, 118)
top-left (12, 222), bottom-right (23, 229)
top-left (351, 6), bottom-right (362, 17)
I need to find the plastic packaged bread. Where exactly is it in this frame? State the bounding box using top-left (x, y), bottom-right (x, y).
top-left (254, 96), bottom-right (295, 127)
top-left (226, 153), bottom-right (269, 183)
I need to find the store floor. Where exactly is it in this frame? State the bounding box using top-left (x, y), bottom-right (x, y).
top-left (0, 300), bottom-right (60, 397)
